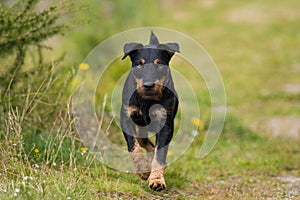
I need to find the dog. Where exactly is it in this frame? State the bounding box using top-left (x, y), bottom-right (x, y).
top-left (120, 32), bottom-right (180, 191)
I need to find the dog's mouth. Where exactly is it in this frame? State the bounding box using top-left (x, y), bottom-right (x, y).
top-left (142, 90), bottom-right (161, 99)
top-left (138, 86), bottom-right (163, 100)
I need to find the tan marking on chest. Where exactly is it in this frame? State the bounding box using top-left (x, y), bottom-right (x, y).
top-left (124, 105), bottom-right (141, 117)
top-left (151, 107), bottom-right (167, 121)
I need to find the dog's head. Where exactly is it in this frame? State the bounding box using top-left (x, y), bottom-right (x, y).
top-left (122, 32), bottom-right (180, 100)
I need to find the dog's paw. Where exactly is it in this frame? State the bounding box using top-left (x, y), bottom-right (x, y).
top-left (134, 160), bottom-right (151, 180)
top-left (147, 175), bottom-right (166, 191)
top-left (130, 152), bottom-right (151, 180)
top-left (137, 172), bottom-right (150, 180)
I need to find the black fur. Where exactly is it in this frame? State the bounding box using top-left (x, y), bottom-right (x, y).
top-left (120, 32), bottom-right (179, 186)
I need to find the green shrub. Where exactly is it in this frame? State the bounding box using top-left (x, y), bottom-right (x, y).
top-left (0, 0), bottom-right (74, 167)
top-left (0, 0), bottom-right (70, 95)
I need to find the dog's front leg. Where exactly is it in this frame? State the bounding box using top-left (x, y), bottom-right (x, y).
top-left (128, 137), bottom-right (151, 180)
top-left (121, 109), bottom-right (151, 180)
top-left (148, 122), bottom-right (173, 191)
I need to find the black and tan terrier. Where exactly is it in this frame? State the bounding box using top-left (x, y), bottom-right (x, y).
top-left (121, 32), bottom-right (180, 191)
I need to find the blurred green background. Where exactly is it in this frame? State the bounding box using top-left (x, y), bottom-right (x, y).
top-left (66, 0), bottom-right (300, 121)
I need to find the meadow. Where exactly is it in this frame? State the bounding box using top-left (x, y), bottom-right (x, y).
top-left (0, 0), bottom-right (299, 199)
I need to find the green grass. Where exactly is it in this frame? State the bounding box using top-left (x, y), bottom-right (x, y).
top-left (1, 122), bottom-right (299, 199)
top-left (1, 0), bottom-right (300, 199)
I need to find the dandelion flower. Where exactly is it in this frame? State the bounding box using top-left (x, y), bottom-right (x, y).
top-left (80, 147), bottom-right (88, 151)
top-left (80, 147), bottom-right (88, 154)
top-left (79, 63), bottom-right (89, 70)
top-left (191, 117), bottom-right (204, 130)
top-left (34, 148), bottom-right (40, 153)
top-left (167, 150), bottom-right (173, 156)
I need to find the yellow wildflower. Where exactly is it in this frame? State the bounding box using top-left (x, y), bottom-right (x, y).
top-left (34, 148), bottom-right (40, 153)
top-left (191, 117), bottom-right (204, 130)
top-left (167, 150), bottom-right (173, 157)
top-left (80, 147), bottom-right (88, 152)
top-left (79, 63), bottom-right (90, 70)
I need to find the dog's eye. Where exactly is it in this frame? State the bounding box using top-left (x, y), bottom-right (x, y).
top-left (133, 59), bottom-right (145, 68)
top-left (155, 60), bottom-right (167, 70)
top-left (154, 59), bottom-right (164, 65)
top-left (133, 61), bottom-right (142, 68)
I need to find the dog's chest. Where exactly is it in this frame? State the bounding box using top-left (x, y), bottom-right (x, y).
top-left (129, 103), bottom-right (167, 128)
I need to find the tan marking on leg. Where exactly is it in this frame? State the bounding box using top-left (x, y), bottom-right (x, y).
top-left (137, 138), bottom-right (155, 165)
top-left (136, 138), bottom-right (154, 151)
top-left (124, 105), bottom-right (141, 117)
top-left (136, 127), bottom-right (155, 152)
top-left (151, 107), bottom-right (167, 121)
top-left (129, 138), bottom-right (151, 180)
top-left (154, 58), bottom-right (159, 65)
top-left (136, 127), bottom-right (155, 166)
top-left (140, 58), bottom-right (145, 65)
top-left (148, 148), bottom-right (167, 191)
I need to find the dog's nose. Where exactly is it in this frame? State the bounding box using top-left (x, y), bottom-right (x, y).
top-left (143, 82), bottom-right (155, 89)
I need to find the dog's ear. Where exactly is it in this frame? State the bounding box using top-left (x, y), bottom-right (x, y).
top-left (164, 43), bottom-right (180, 53)
top-left (122, 43), bottom-right (143, 60)
top-left (158, 43), bottom-right (180, 59)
